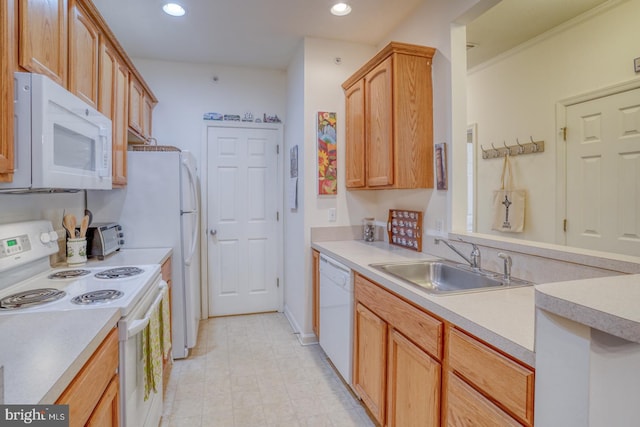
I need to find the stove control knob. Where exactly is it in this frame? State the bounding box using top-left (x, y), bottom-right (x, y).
top-left (40, 231), bottom-right (58, 244)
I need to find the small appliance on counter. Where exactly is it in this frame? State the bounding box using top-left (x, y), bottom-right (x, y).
top-left (85, 223), bottom-right (124, 260)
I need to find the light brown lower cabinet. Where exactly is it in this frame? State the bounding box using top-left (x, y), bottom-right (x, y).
top-left (445, 373), bottom-right (521, 427)
top-left (352, 271), bottom-right (534, 427)
top-left (312, 249), bottom-right (320, 338)
top-left (354, 273), bottom-right (443, 426)
top-left (387, 328), bottom-right (441, 427)
top-left (354, 302), bottom-right (387, 424)
top-left (445, 327), bottom-right (535, 426)
top-left (56, 327), bottom-right (119, 427)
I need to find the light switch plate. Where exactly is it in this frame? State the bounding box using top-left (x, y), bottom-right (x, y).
top-left (328, 208), bottom-right (336, 222)
top-left (635, 57), bottom-right (640, 73)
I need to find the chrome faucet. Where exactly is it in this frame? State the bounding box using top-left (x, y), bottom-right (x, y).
top-left (498, 252), bottom-right (512, 281)
top-left (434, 238), bottom-right (481, 270)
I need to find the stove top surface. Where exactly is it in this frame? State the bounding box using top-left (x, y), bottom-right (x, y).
top-left (0, 264), bottom-right (161, 316)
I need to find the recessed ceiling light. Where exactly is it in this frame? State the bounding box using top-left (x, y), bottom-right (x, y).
top-left (331, 2), bottom-right (352, 16)
top-left (163, 3), bottom-right (185, 17)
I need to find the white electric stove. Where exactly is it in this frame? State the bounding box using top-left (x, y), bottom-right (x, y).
top-left (0, 220), bottom-right (166, 427)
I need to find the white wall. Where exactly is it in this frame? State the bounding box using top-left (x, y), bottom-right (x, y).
top-left (468, 0), bottom-right (640, 243)
top-left (133, 58), bottom-right (287, 157)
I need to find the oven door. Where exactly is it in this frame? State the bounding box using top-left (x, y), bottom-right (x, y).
top-left (118, 279), bottom-right (167, 427)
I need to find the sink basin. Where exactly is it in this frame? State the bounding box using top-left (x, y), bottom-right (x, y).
top-left (369, 260), bottom-right (532, 295)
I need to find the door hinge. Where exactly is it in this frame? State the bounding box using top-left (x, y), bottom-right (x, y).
top-left (562, 127), bottom-right (567, 141)
top-left (276, 211), bottom-right (280, 221)
top-left (563, 219), bottom-right (567, 232)
top-left (276, 144), bottom-right (280, 154)
top-left (277, 278), bottom-right (280, 288)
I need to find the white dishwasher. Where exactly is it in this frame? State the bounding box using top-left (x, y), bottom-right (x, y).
top-left (319, 253), bottom-right (354, 387)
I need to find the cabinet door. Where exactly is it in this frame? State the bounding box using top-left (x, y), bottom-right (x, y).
top-left (354, 302), bottom-right (387, 425)
top-left (99, 42), bottom-right (128, 186)
top-left (128, 77), bottom-right (144, 135)
top-left (345, 80), bottom-right (366, 188)
top-left (85, 376), bottom-right (119, 427)
top-left (0, 0), bottom-right (15, 179)
top-left (445, 373), bottom-right (522, 427)
top-left (19, 0), bottom-right (67, 85)
top-left (68, 0), bottom-right (99, 108)
top-left (365, 56), bottom-right (394, 187)
top-left (387, 329), bottom-right (441, 427)
top-left (312, 250), bottom-right (320, 337)
top-left (143, 95), bottom-right (153, 139)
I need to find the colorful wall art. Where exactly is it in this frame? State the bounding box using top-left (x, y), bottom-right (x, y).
top-left (317, 112), bottom-right (338, 195)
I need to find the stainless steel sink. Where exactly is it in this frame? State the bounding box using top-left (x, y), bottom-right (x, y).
top-left (369, 260), bottom-right (532, 295)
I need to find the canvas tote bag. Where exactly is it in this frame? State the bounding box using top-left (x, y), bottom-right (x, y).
top-left (492, 154), bottom-right (526, 233)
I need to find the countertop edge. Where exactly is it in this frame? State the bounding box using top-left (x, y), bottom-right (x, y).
top-left (40, 310), bottom-right (120, 404)
top-left (535, 288), bottom-right (640, 344)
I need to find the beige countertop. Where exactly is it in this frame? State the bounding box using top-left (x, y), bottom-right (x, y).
top-left (0, 309), bottom-right (120, 404)
top-left (536, 274), bottom-right (640, 344)
top-left (312, 240), bottom-right (536, 366)
top-left (85, 247), bottom-right (172, 267)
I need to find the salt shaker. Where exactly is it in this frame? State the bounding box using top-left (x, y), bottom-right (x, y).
top-left (363, 218), bottom-right (375, 242)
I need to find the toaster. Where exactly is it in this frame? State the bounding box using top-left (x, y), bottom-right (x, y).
top-left (86, 223), bottom-right (124, 259)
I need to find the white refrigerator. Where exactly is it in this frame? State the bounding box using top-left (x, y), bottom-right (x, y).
top-left (88, 150), bottom-right (201, 360)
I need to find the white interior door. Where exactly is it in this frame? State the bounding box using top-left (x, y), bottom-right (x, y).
top-left (206, 125), bottom-right (281, 316)
top-left (566, 87), bottom-right (640, 256)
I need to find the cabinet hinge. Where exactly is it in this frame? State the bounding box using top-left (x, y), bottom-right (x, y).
top-left (277, 278), bottom-right (280, 288)
top-left (277, 211), bottom-right (280, 221)
top-left (562, 127), bottom-right (567, 141)
top-left (563, 219), bottom-right (567, 232)
top-left (276, 144), bottom-right (280, 154)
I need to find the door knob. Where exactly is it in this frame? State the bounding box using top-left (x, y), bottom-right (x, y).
top-left (210, 229), bottom-right (217, 236)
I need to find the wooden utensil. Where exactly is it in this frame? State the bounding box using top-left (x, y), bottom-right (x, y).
top-left (80, 215), bottom-right (89, 238)
top-left (63, 214), bottom-right (77, 239)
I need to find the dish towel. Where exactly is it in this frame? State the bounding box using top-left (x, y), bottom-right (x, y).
top-left (143, 303), bottom-right (163, 401)
top-left (160, 290), bottom-right (172, 359)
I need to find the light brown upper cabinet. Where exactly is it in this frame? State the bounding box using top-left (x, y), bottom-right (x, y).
top-left (99, 40), bottom-right (129, 187)
top-left (342, 42), bottom-right (436, 189)
top-left (18, 0), bottom-right (68, 86)
top-left (69, 0), bottom-right (99, 108)
top-left (7, 0), bottom-right (158, 186)
top-left (1, 0), bottom-right (15, 181)
top-left (128, 76), bottom-right (155, 142)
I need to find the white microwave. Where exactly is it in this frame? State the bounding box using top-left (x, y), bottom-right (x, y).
top-left (0, 72), bottom-right (112, 192)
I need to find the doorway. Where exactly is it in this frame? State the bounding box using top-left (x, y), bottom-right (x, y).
top-left (201, 123), bottom-right (284, 317)
top-left (563, 86), bottom-right (640, 256)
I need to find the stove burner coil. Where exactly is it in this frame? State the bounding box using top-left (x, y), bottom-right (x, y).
top-left (48, 269), bottom-right (91, 279)
top-left (94, 267), bottom-right (144, 279)
top-left (0, 288), bottom-right (66, 310)
top-left (71, 289), bottom-right (124, 305)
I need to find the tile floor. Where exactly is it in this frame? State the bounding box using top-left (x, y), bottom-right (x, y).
top-left (160, 312), bottom-right (376, 427)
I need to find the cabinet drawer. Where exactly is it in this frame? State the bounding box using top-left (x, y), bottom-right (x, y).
top-left (355, 274), bottom-right (443, 360)
top-left (56, 328), bottom-right (119, 427)
top-left (447, 328), bottom-right (534, 425)
top-left (446, 373), bottom-right (522, 426)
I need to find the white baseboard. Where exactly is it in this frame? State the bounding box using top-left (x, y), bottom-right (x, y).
top-left (283, 304), bottom-right (318, 346)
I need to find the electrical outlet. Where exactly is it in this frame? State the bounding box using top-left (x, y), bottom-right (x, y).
top-left (435, 219), bottom-right (443, 232)
top-left (328, 208), bottom-right (337, 222)
top-left (635, 57), bottom-right (640, 73)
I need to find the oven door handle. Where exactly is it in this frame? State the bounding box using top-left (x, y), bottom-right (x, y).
top-left (122, 282), bottom-right (168, 340)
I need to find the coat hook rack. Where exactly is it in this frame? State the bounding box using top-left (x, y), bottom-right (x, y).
top-left (481, 137), bottom-right (544, 159)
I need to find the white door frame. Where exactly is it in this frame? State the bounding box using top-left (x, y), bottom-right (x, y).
top-left (199, 121), bottom-right (284, 319)
top-left (555, 77), bottom-right (640, 245)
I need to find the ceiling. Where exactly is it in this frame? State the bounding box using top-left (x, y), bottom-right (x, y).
top-left (466, 0), bottom-right (609, 68)
top-left (92, 0), bottom-right (424, 70)
top-left (93, 0), bottom-right (611, 71)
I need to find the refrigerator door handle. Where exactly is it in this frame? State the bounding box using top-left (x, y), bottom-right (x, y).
top-left (182, 157), bottom-right (200, 267)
